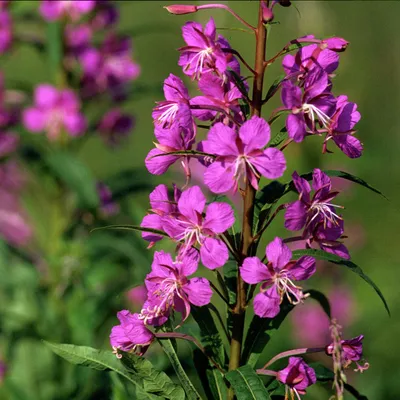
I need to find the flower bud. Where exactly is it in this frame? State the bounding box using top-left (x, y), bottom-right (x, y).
top-left (261, 1), bottom-right (274, 23)
top-left (164, 5), bottom-right (198, 15)
top-left (322, 37), bottom-right (349, 52)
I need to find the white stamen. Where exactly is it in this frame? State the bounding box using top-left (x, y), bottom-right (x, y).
top-left (308, 201), bottom-right (343, 227)
top-left (302, 103), bottom-right (331, 129)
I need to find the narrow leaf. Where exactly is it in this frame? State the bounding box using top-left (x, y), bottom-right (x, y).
top-left (225, 365), bottom-right (271, 400)
top-left (268, 127), bottom-right (287, 148)
top-left (243, 301), bottom-right (294, 367)
top-left (157, 337), bottom-right (202, 400)
top-left (293, 249), bottom-right (390, 316)
top-left (149, 150), bottom-right (216, 159)
top-left (264, 74), bottom-right (285, 103)
top-left (91, 225), bottom-right (169, 238)
top-left (306, 289), bottom-right (331, 318)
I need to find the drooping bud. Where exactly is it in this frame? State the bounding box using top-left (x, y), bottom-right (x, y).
top-left (164, 5), bottom-right (198, 15)
top-left (261, 1), bottom-right (274, 23)
top-left (321, 37), bottom-right (349, 52)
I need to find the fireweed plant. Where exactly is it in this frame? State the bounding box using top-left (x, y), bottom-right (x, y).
top-left (46, 2), bottom-right (389, 400)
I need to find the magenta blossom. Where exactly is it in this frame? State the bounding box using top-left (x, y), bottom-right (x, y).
top-left (40, 1), bottom-right (95, 22)
top-left (65, 24), bottom-right (93, 56)
top-left (110, 310), bottom-right (154, 357)
top-left (0, 10), bottom-right (12, 54)
top-left (0, 360), bottom-right (6, 383)
top-left (141, 184), bottom-right (181, 245)
top-left (23, 84), bottom-right (86, 140)
top-left (126, 285), bottom-right (147, 311)
top-left (0, 131), bottom-right (18, 158)
top-left (145, 124), bottom-right (195, 177)
top-left (190, 72), bottom-right (245, 124)
top-left (277, 357), bottom-right (316, 397)
top-left (98, 108), bottom-right (134, 147)
top-left (142, 250), bottom-right (212, 325)
top-left (326, 335), bottom-right (364, 367)
top-left (240, 237), bottom-right (316, 318)
top-left (91, 0), bottom-right (119, 30)
top-left (152, 74), bottom-right (192, 129)
top-left (162, 185), bottom-right (235, 269)
top-left (200, 116), bottom-right (286, 194)
top-left (285, 169), bottom-right (343, 232)
top-left (323, 95), bottom-right (363, 158)
top-left (281, 71), bottom-right (336, 142)
top-left (178, 17), bottom-right (239, 80)
top-left (97, 182), bottom-right (119, 217)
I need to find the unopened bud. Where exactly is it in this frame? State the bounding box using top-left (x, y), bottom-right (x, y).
top-left (261, 2), bottom-right (274, 23)
top-left (164, 5), bottom-right (198, 15)
top-left (322, 37), bottom-right (349, 52)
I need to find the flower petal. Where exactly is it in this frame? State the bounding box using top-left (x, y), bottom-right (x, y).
top-left (178, 185), bottom-right (206, 221)
top-left (281, 81), bottom-right (302, 109)
top-left (145, 148), bottom-right (179, 175)
top-left (22, 108), bottom-right (46, 133)
top-left (200, 237), bottom-right (228, 269)
top-left (251, 148), bottom-right (286, 180)
top-left (266, 237), bottom-right (292, 269)
top-left (149, 184), bottom-right (172, 214)
top-left (292, 171), bottom-right (311, 200)
top-left (201, 122), bottom-right (239, 156)
top-left (163, 73), bottom-right (189, 101)
top-left (204, 161), bottom-right (235, 194)
top-left (177, 247), bottom-right (200, 276)
top-left (240, 257), bottom-right (271, 284)
top-left (289, 256), bottom-right (316, 281)
top-left (253, 288), bottom-right (281, 318)
top-left (284, 200), bottom-right (308, 231)
top-left (286, 113), bottom-right (307, 143)
top-left (184, 277), bottom-right (213, 306)
top-left (332, 134), bottom-right (363, 159)
top-left (203, 202), bottom-right (235, 234)
top-left (140, 214), bottom-right (164, 242)
top-left (239, 116), bottom-right (271, 152)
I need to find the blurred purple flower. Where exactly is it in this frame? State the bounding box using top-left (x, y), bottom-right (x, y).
top-left (80, 34), bottom-right (140, 99)
top-left (142, 250), bottom-right (212, 325)
top-left (0, 360), bottom-right (6, 383)
top-left (23, 84), bottom-right (86, 140)
top-left (0, 131), bottom-right (18, 158)
top-left (92, 0), bottom-right (119, 30)
top-left (326, 335), bottom-right (364, 366)
top-left (162, 186), bottom-right (235, 269)
top-left (277, 357), bottom-right (316, 397)
top-left (110, 310), bottom-right (154, 356)
top-left (126, 285), bottom-right (147, 311)
top-left (200, 116), bottom-right (286, 193)
top-left (65, 24), bottom-right (93, 56)
top-left (40, 0), bottom-right (95, 22)
top-left (98, 108), bottom-right (134, 147)
top-left (97, 182), bottom-right (119, 217)
top-left (0, 10), bottom-right (12, 54)
top-left (240, 237), bottom-right (316, 318)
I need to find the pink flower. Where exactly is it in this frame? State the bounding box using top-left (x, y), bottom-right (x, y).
top-left (162, 185), bottom-right (235, 269)
top-left (97, 182), bottom-right (119, 217)
top-left (23, 84), bottom-right (86, 140)
top-left (126, 286), bottom-right (147, 311)
top-left (40, 1), bottom-right (95, 22)
top-left (277, 357), bottom-right (316, 397)
top-left (0, 10), bottom-right (12, 54)
top-left (240, 237), bottom-right (316, 318)
top-left (200, 116), bottom-right (286, 194)
top-left (326, 335), bottom-right (365, 367)
top-left (141, 250), bottom-right (212, 325)
top-left (110, 311), bottom-right (154, 356)
top-left (97, 108), bottom-right (134, 147)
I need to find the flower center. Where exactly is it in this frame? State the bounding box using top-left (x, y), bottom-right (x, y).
top-left (176, 221), bottom-right (203, 248)
top-left (272, 270), bottom-right (308, 305)
top-left (233, 155), bottom-right (260, 183)
top-left (302, 103), bottom-right (331, 129)
top-left (191, 47), bottom-right (214, 78)
top-left (155, 102), bottom-right (179, 126)
top-left (46, 108), bottom-right (65, 140)
top-left (308, 201), bottom-right (343, 228)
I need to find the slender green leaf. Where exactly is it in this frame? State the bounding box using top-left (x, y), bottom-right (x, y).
top-left (157, 337), bottom-right (202, 400)
top-left (292, 249), bottom-right (390, 316)
top-left (264, 74), bottom-right (285, 103)
top-left (243, 301), bottom-right (294, 367)
top-left (343, 383), bottom-right (369, 400)
top-left (225, 365), bottom-right (271, 400)
top-left (268, 127), bottom-right (287, 148)
top-left (91, 225), bottom-right (169, 238)
top-left (149, 150), bottom-right (216, 159)
top-left (45, 152), bottom-right (99, 209)
top-left (306, 289), bottom-right (331, 318)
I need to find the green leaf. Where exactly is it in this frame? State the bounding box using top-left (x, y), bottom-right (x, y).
top-left (268, 127), bottom-right (287, 148)
top-left (343, 383), bottom-right (369, 400)
top-left (242, 301), bottom-right (294, 367)
top-left (191, 306), bottom-right (226, 367)
top-left (45, 151), bottom-right (99, 209)
top-left (228, 70), bottom-right (250, 104)
top-left (306, 289), bottom-right (331, 318)
top-left (44, 342), bottom-right (183, 400)
top-left (292, 248), bottom-right (390, 316)
top-left (157, 338), bottom-right (202, 400)
top-left (225, 365), bottom-right (271, 400)
top-left (91, 225), bottom-right (169, 238)
top-left (149, 150), bottom-right (216, 159)
top-left (264, 74), bottom-right (285, 104)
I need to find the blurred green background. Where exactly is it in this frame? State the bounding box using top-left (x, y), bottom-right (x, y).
top-left (0, 1), bottom-right (399, 399)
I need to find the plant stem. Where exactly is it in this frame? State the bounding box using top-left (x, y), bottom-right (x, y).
top-left (228, 0), bottom-right (267, 385)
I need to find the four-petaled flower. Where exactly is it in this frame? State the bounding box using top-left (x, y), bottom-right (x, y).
top-left (110, 310), bottom-right (154, 357)
top-left (285, 169), bottom-right (343, 232)
top-left (277, 357), bottom-right (317, 399)
top-left (200, 116), bottom-right (286, 193)
top-left (163, 185), bottom-right (235, 269)
top-left (40, 0), bottom-right (95, 22)
top-left (142, 250), bottom-right (212, 325)
top-left (240, 237), bottom-right (316, 318)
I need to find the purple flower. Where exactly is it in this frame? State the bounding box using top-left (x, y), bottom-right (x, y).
top-left (326, 335), bottom-right (364, 366)
top-left (190, 72), bottom-right (245, 123)
top-left (23, 84), bottom-right (86, 140)
top-left (306, 220), bottom-right (350, 260)
top-left (152, 74), bottom-right (192, 129)
top-left (80, 34), bottom-right (140, 98)
top-left (0, 10), bottom-right (12, 54)
top-left (178, 18), bottom-right (239, 80)
top-left (65, 24), bottom-right (93, 56)
top-left (145, 124), bottom-right (195, 177)
top-left (0, 131), bottom-right (18, 158)
top-left (283, 42), bottom-right (340, 83)
top-left (284, 169), bottom-right (343, 232)
top-left (141, 184), bottom-right (181, 246)
top-left (91, 0), bottom-right (119, 30)
top-left (162, 185), bottom-right (235, 269)
top-left (277, 357), bottom-right (316, 396)
top-left (240, 237), bottom-right (315, 318)
top-left (281, 71), bottom-right (336, 142)
top-left (110, 310), bottom-right (154, 356)
top-left (323, 95), bottom-right (363, 158)
top-left (98, 108), bottom-right (134, 147)
top-left (200, 116), bottom-right (286, 193)
top-left (40, 1), bottom-right (95, 22)
top-left (126, 285), bottom-right (147, 311)
top-left (0, 360), bottom-right (6, 383)
top-left (97, 182), bottom-right (119, 216)
top-left (142, 250), bottom-right (212, 325)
